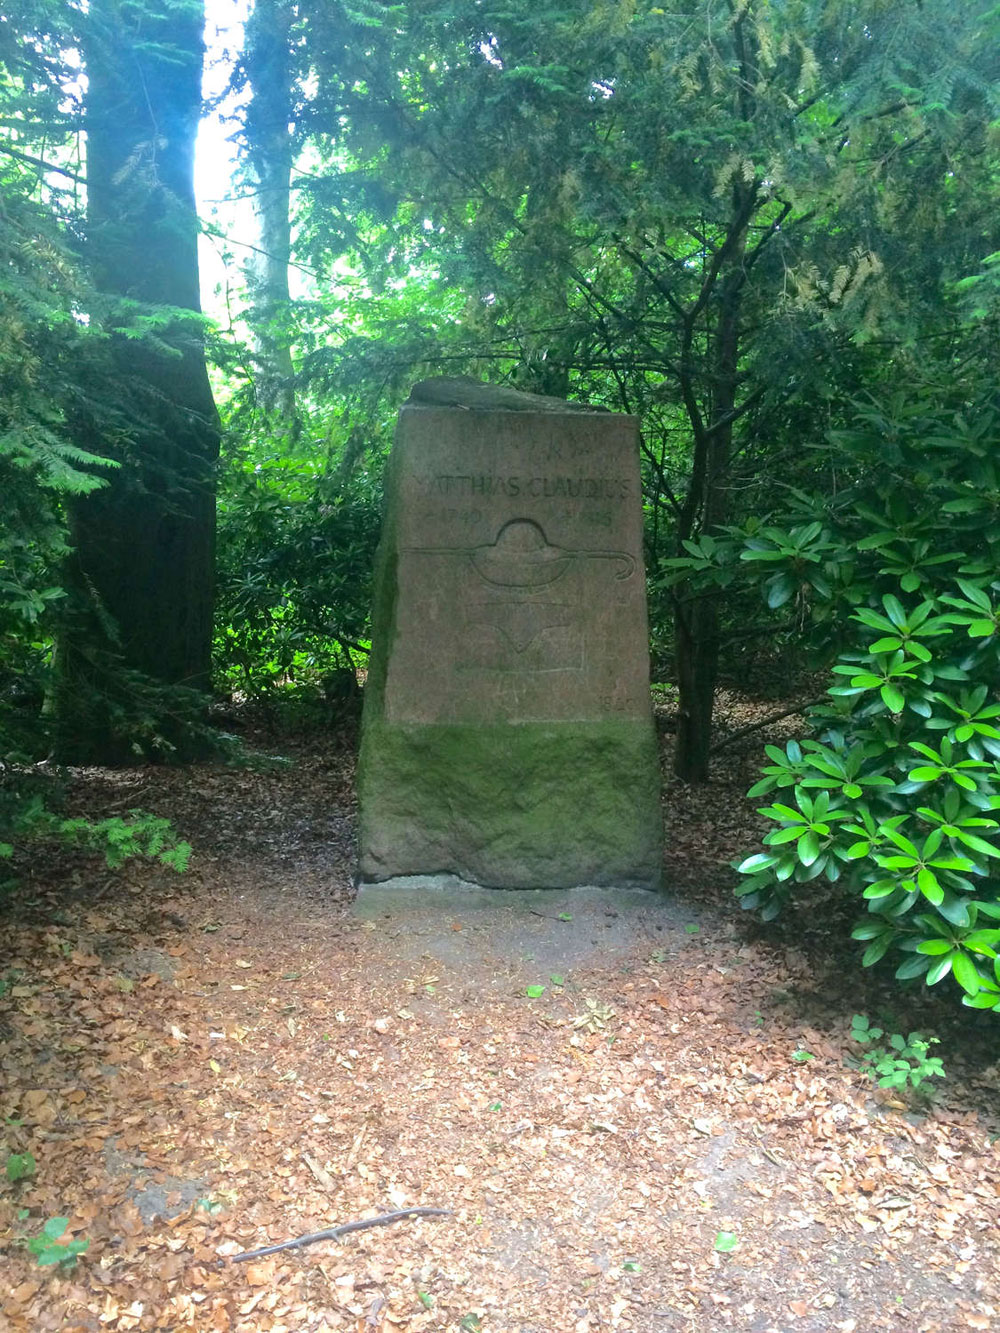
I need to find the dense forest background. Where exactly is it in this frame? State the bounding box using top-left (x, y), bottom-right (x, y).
top-left (2, 0), bottom-right (1000, 1007)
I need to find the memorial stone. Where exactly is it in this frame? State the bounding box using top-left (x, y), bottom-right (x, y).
top-left (357, 377), bottom-right (663, 889)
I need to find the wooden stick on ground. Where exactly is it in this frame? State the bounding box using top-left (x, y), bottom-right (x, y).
top-left (709, 698), bottom-right (821, 754)
top-left (230, 1207), bottom-right (453, 1263)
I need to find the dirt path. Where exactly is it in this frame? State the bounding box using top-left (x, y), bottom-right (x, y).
top-left (2, 701), bottom-right (1000, 1332)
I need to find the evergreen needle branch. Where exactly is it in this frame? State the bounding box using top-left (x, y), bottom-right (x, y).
top-left (613, 237), bottom-right (688, 322)
top-left (828, 97), bottom-right (914, 134)
top-left (640, 439), bottom-right (683, 516)
top-left (685, 185), bottom-right (760, 330)
top-left (230, 1208), bottom-right (453, 1263)
top-left (0, 142), bottom-right (86, 184)
top-left (201, 226), bottom-right (319, 279)
top-left (742, 202), bottom-right (794, 272)
top-left (358, 68), bottom-right (671, 369)
top-left (702, 385), bottom-right (767, 441)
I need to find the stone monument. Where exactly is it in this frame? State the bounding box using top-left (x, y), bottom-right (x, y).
top-left (357, 377), bottom-right (662, 890)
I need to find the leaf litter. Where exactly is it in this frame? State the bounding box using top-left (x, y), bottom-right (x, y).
top-left (1, 695), bottom-right (999, 1332)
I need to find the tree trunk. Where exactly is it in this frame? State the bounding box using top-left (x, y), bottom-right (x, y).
top-left (673, 593), bottom-right (720, 782)
top-left (672, 189), bottom-right (751, 782)
top-left (56, 0), bottom-right (220, 763)
top-left (668, 2), bottom-right (766, 782)
top-left (243, 0), bottom-right (296, 419)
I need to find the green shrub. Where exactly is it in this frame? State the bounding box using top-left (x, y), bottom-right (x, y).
top-left (54, 811), bottom-right (191, 872)
top-left (214, 451), bottom-right (380, 697)
top-left (732, 393), bottom-right (1000, 1010)
top-left (735, 594), bottom-right (1000, 1008)
top-left (850, 1014), bottom-right (946, 1090)
top-left (3, 794), bottom-right (190, 877)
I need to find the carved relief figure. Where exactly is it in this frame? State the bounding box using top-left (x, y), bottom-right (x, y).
top-left (406, 519), bottom-right (635, 676)
top-left (469, 519), bottom-right (634, 587)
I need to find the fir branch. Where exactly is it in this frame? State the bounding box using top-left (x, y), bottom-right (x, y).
top-left (0, 143), bottom-right (86, 184)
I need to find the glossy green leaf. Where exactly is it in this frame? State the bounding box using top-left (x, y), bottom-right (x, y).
top-left (736, 852), bottom-right (777, 874)
top-left (951, 950), bottom-right (982, 997)
top-left (961, 929), bottom-right (1000, 953)
top-left (881, 684), bottom-right (905, 712)
top-left (798, 830), bottom-right (821, 865)
top-left (861, 934), bottom-right (892, 965)
top-left (926, 953), bottom-right (955, 986)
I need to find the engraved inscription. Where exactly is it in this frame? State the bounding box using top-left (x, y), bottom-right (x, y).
top-left (433, 505), bottom-right (613, 530)
top-left (414, 473), bottom-right (631, 501)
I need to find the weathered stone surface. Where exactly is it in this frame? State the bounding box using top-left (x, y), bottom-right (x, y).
top-left (406, 374), bottom-right (610, 414)
top-left (357, 379), bottom-right (662, 889)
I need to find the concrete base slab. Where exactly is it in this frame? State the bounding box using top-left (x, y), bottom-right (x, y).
top-left (353, 875), bottom-right (661, 916)
top-left (351, 877), bottom-right (691, 981)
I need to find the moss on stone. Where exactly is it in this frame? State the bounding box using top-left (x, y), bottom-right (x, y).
top-left (357, 718), bottom-right (663, 889)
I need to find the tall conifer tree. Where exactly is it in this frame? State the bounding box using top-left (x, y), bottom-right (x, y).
top-left (57, 0), bottom-right (220, 761)
top-left (243, 0), bottom-right (297, 420)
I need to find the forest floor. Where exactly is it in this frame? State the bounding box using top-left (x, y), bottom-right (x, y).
top-left (2, 688), bottom-right (1000, 1333)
